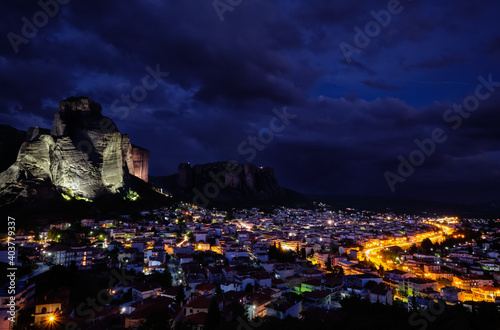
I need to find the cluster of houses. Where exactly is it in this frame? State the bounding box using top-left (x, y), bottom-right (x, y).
top-left (1, 204), bottom-right (499, 329)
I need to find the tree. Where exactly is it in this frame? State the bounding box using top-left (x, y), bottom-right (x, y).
top-left (68, 261), bottom-right (78, 273)
top-left (244, 283), bottom-right (254, 293)
top-left (329, 243), bottom-right (339, 254)
top-left (107, 248), bottom-right (119, 264)
top-left (408, 244), bottom-right (418, 255)
top-left (150, 270), bottom-right (172, 290)
top-left (204, 298), bottom-right (222, 330)
top-left (332, 265), bottom-right (344, 276)
top-left (270, 243), bottom-right (276, 258)
top-left (47, 227), bottom-right (62, 241)
top-left (226, 301), bottom-right (246, 322)
top-left (268, 242), bottom-right (296, 263)
top-left (175, 286), bottom-right (186, 305)
top-left (187, 231), bottom-right (195, 243)
top-left (268, 243), bottom-right (277, 259)
top-left (139, 310), bottom-right (170, 330)
top-left (300, 247), bottom-right (306, 260)
top-left (420, 238), bottom-right (433, 254)
top-left (409, 295), bottom-right (419, 313)
top-left (207, 237), bottom-right (216, 246)
top-left (378, 265), bottom-right (385, 277)
top-left (215, 285), bottom-right (222, 295)
top-left (176, 217), bottom-right (186, 235)
top-left (326, 255), bottom-right (332, 271)
top-left (364, 280), bottom-right (377, 290)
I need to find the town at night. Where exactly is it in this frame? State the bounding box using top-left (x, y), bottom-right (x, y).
top-left (1, 1), bottom-right (500, 329)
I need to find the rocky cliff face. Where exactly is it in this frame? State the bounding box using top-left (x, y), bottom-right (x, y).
top-left (168, 161), bottom-right (285, 206)
top-left (184, 162), bottom-right (281, 198)
top-left (131, 145), bottom-right (149, 183)
top-left (0, 97), bottom-right (150, 202)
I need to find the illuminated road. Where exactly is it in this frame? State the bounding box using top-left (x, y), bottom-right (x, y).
top-left (18, 262), bottom-right (50, 282)
top-left (361, 218), bottom-right (455, 270)
top-left (176, 236), bottom-right (189, 247)
top-left (238, 220), bottom-right (253, 231)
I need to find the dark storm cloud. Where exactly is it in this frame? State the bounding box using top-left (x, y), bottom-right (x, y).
top-left (409, 55), bottom-right (463, 69)
top-left (1, 0), bottom-right (499, 203)
top-left (363, 79), bottom-right (401, 91)
top-left (486, 36), bottom-right (500, 54)
top-left (338, 58), bottom-right (376, 75)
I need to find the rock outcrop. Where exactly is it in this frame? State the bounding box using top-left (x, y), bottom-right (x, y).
top-left (131, 145), bottom-right (149, 183)
top-left (152, 161), bottom-right (306, 208)
top-left (0, 97), bottom-right (150, 203)
top-left (177, 162), bottom-right (282, 199)
top-left (177, 162), bottom-right (193, 189)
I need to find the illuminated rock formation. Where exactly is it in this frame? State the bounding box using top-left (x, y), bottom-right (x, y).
top-left (0, 97), bottom-right (149, 201)
top-left (131, 145), bottom-right (149, 183)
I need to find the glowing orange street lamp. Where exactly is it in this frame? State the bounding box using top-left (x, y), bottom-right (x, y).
top-left (44, 313), bottom-right (59, 328)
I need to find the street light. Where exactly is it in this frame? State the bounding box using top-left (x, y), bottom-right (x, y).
top-left (44, 313), bottom-right (59, 327)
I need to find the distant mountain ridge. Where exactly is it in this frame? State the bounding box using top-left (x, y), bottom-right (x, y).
top-left (308, 194), bottom-right (500, 218)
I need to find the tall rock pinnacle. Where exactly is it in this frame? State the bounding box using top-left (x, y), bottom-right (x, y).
top-left (0, 97), bottom-right (150, 202)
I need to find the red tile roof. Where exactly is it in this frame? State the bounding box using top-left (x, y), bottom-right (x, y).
top-left (183, 312), bottom-right (207, 325)
top-left (186, 296), bottom-right (211, 309)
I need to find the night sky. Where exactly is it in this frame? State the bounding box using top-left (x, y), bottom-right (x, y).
top-left (1, 0), bottom-right (500, 204)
